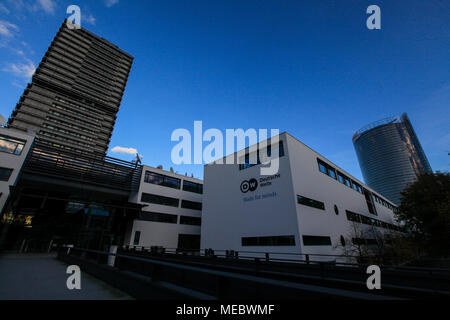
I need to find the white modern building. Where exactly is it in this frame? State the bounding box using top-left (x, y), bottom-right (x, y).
top-left (201, 132), bottom-right (401, 261)
top-left (125, 165), bottom-right (203, 250)
top-left (0, 127), bottom-right (35, 215)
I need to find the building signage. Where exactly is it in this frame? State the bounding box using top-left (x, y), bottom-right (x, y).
top-left (240, 179), bottom-right (258, 193)
top-left (241, 174), bottom-right (281, 203)
top-left (240, 174), bottom-right (281, 194)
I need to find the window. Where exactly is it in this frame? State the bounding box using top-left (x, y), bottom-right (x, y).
top-left (328, 169), bottom-right (336, 179)
top-left (340, 236), bottom-right (346, 247)
top-left (141, 193), bottom-right (179, 207)
top-left (297, 195), bottom-right (325, 210)
top-left (302, 235), bottom-right (332, 246)
top-left (140, 212), bottom-right (178, 224)
top-left (180, 216), bottom-right (202, 226)
top-left (239, 141), bottom-right (285, 170)
top-left (181, 200), bottom-right (202, 211)
top-left (346, 210), bottom-right (361, 223)
top-left (351, 181), bottom-right (363, 194)
top-left (0, 135), bottom-right (26, 156)
top-left (0, 168), bottom-right (13, 182)
top-left (360, 215), bottom-right (372, 225)
top-left (337, 171), bottom-right (351, 187)
top-left (334, 205), bottom-right (339, 215)
top-left (317, 159), bottom-right (336, 180)
top-left (318, 161), bottom-right (327, 175)
top-left (144, 171), bottom-right (181, 189)
top-left (242, 235), bottom-right (296, 247)
top-left (346, 209), bottom-right (399, 232)
top-left (133, 231), bottom-right (141, 246)
top-left (183, 181), bottom-right (203, 194)
top-left (363, 189), bottom-right (377, 215)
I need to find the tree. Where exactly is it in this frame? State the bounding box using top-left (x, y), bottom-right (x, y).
top-left (397, 172), bottom-right (450, 257)
top-left (335, 222), bottom-right (385, 265)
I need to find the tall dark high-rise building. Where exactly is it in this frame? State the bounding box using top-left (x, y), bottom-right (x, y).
top-left (353, 113), bottom-right (432, 205)
top-left (8, 20), bottom-right (133, 156)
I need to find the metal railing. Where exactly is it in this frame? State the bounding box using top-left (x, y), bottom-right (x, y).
top-left (22, 141), bottom-right (142, 192)
top-left (59, 247), bottom-right (450, 299)
top-left (119, 245), bottom-right (450, 273)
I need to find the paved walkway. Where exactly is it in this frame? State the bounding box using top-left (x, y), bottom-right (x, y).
top-left (0, 253), bottom-right (133, 300)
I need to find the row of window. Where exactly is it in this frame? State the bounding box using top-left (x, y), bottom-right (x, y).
top-left (240, 235), bottom-right (332, 247)
top-left (241, 234), bottom-right (400, 248)
top-left (144, 171), bottom-right (203, 194)
top-left (42, 123), bottom-right (94, 142)
top-left (38, 139), bottom-right (92, 156)
top-left (242, 235), bottom-right (296, 247)
top-left (317, 159), bottom-right (396, 212)
top-left (140, 211), bottom-right (202, 226)
top-left (346, 210), bottom-right (404, 232)
top-left (0, 167), bottom-right (13, 182)
top-left (373, 194), bottom-right (397, 211)
top-left (0, 135), bottom-right (26, 156)
top-left (39, 130), bottom-right (90, 148)
top-left (46, 116), bottom-right (98, 136)
top-left (318, 159), bottom-right (364, 194)
top-left (296, 194), bottom-right (402, 233)
top-left (54, 97), bottom-right (104, 123)
top-left (297, 195), bottom-right (325, 210)
top-left (239, 141), bottom-right (285, 170)
top-left (140, 193), bottom-right (202, 211)
top-left (302, 235), bottom-right (332, 246)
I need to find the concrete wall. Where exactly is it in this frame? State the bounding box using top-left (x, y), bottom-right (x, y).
top-left (286, 133), bottom-right (398, 259)
top-left (201, 132), bottom-right (400, 260)
top-left (0, 127), bottom-right (35, 214)
top-left (201, 134), bottom-right (302, 257)
top-left (126, 165), bottom-right (202, 248)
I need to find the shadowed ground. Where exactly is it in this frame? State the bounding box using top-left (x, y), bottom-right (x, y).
top-left (0, 253), bottom-right (133, 300)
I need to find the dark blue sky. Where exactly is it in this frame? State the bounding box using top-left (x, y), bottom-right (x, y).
top-left (0, 0), bottom-right (448, 180)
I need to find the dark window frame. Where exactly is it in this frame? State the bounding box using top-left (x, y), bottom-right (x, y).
top-left (181, 200), bottom-right (202, 211)
top-left (239, 141), bottom-right (285, 171)
top-left (242, 235), bottom-right (296, 247)
top-left (140, 211), bottom-right (178, 224)
top-left (0, 135), bottom-right (26, 156)
top-left (144, 171), bottom-right (181, 190)
top-left (0, 167), bottom-right (13, 182)
top-left (141, 193), bottom-right (179, 208)
top-left (182, 180), bottom-right (203, 194)
top-left (302, 235), bottom-right (332, 246)
top-left (297, 195), bottom-right (325, 210)
top-left (317, 159), bottom-right (337, 180)
top-left (133, 231), bottom-right (141, 246)
top-left (179, 216), bottom-right (202, 226)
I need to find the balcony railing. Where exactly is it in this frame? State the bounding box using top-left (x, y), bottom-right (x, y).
top-left (22, 140), bottom-right (142, 192)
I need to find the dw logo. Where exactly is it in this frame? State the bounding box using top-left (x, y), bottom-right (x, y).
top-left (240, 179), bottom-right (258, 193)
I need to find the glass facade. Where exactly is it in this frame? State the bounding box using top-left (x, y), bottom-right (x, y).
top-left (353, 113), bottom-right (432, 205)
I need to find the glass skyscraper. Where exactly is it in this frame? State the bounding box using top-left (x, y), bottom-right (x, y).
top-left (353, 113), bottom-right (432, 205)
top-left (7, 20), bottom-right (133, 157)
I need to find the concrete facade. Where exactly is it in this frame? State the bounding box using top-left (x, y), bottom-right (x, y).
top-left (201, 132), bottom-right (401, 261)
top-left (125, 166), bottom-right (203, 250)
top-left (7, 20), bottom-right (133, 157)
top-left (0, 127), bottom-right (35, 214)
